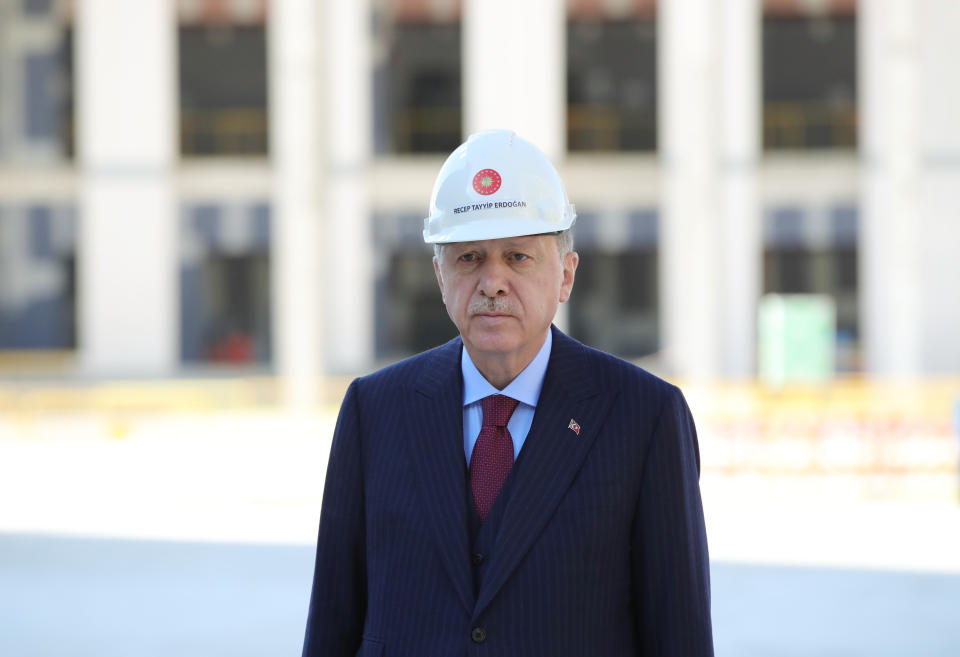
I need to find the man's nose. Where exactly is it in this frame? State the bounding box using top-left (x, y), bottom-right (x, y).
top-left (478, 259), bottom-right (510, 297)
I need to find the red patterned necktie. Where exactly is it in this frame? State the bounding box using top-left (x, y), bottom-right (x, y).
top-left (470, 394), bottom-right (520, 522)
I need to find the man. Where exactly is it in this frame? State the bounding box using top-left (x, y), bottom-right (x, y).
top-left (302, 130), bottom-right (713, 656)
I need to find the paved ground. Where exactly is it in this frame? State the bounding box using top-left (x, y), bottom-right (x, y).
top-left (2, 532), bottom-right (959, 656)
top-left (0, 533), bottom-right (311, 657)
top-left (711, 562), bottom-right (960, 657)
top-left (1, 408), bottom-right (959, 655)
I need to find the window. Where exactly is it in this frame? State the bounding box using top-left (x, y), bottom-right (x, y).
top-left (376, 251), bottom-right (457, 359)
top-left (373, 1), bottom-right (462, 154)
top-left (567, 11), bottom-right (657, 152)
top-left (763, 5), bottom-right (857, 150)
top-left (180, 203), bottom-right (272, 364)
top-left (0, 2), bottom-right (72, 161)
top-left (763, 203), bottom-right (860, 370)
top-left (0, 204), bottom-right (76, 350)
top-left (569, 250), bottom-right (659, 358)
top-left (566, 208), bottom-right (660, 359)
top-left (179, 23), bottom-right (268, 156)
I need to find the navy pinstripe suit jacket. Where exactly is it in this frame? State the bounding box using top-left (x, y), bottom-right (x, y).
top-left (302, 326), bottom-right (713, 657)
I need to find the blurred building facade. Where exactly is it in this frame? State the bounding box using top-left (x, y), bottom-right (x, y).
top-left (0, 0), bottom-right (957, 380)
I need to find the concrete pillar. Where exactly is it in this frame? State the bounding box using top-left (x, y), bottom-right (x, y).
top-left (659, 0), bottom-right (722, 378)
top-left (463, 0), bottom-right (568, 330)
top-left (859, 0), bottom-right (923, 375)
top-left (719, 0), bottom-right (761, 378)
top-left (463, 0), bottom-right (565, 157)
top-left (324, 0), bottom-right (374, 374)
top-left (916, 1), bottom-right (960, 373)
top-left (76, 0), bottom-right (178, 375)
top-left (659, 0), bottom-right (761, 379)
top-left (269, 0), bottom-right (324, 407)
top-left (862, 0), bottom-right (960, 375)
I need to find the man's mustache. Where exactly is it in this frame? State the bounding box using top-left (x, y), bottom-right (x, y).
top-left (468, 298), bottom-right (518, 316)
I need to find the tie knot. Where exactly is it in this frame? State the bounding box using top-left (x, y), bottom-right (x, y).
top-left (481, 394), bottom-right (519, 428)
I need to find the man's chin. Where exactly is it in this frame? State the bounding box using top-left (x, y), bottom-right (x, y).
top-left (464, 326), bottom-right (521, 355)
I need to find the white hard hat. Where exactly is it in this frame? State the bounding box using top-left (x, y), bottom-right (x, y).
top-left (423, 130), bottom-right (576, 244)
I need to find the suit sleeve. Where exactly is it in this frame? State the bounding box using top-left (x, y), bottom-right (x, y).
top-left (302, 380), bottom-right (367, 657)
top-left (631, 386), bottom-right (714, 656)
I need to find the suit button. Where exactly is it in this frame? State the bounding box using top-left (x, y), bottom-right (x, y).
top-left (471, 626), bottom-right (486, 643)
top-left (472, 553), bottom-right (484, 565)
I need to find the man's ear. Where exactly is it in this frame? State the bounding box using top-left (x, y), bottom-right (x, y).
top-left (433, 256), bottom-right (445, 303)
top-left (558, 250), bottom-right (579, 303)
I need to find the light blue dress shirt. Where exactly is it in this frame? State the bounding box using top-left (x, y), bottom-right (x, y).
top-left (461, 330), bottom-right (552, 466)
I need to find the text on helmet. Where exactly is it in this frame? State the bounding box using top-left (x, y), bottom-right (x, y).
top-left (452, 200), bottom-right (528, 215)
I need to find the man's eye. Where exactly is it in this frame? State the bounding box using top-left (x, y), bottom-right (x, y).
top-left (511, 253), bottom-right (530, 262)
top-left (459, 253), bottom-right (478, 262)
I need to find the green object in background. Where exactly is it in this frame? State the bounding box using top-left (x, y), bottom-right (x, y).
top-left (758, 294), bottom-right (836, 385)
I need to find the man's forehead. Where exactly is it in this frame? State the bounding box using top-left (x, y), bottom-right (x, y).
top-left (445, 234), bottom-right (554, 251)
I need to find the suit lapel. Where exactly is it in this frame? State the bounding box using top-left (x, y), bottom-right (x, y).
top-left (407, 338), bottom-right (474, 614)
top-left (474, 328), bottom-right (618, 616)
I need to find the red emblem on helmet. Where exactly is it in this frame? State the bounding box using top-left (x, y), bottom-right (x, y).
top-left (472, 169), bottom-right (502, 195)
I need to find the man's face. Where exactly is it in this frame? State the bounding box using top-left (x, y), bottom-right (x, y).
top-left (433, 234), bottom-right (578, 366)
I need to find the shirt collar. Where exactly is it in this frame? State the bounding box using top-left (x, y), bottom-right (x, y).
top-left (461, 329), bottom-right (552, 408)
